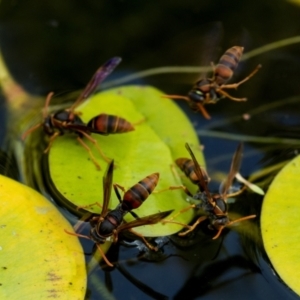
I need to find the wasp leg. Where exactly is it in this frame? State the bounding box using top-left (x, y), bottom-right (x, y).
top-left (153, 185), bottom-right (193, 197)
top-left (226, 186), bottom-right (246, 198)
top-left (170, 163), bottom-right (182, 179)
top-left (113, 184), bottom-right (124, 206)
top-left (162, 204), bottom-right (196, 223)
top-left (212, 214), bottom-right (256, 240)
top-left (217, 89), bottom-right (247, 102)
top-left (211, 226), bottom-right (225, 240)
top-left (196, 103), bottom-right (211, 119)
top-left (95, 243), bottom-right (114, 267)
top-left (76, 202), bottom-right (103, 211)
top-left (44, 131), bottom-right (61, 153)
top-left (162, 220), bottom-right (192, 231)
top-left (128, 228), bottom-right (158, 251)
top-left (178, 216), bottom-right (208, 236)
top-left (78, 130), bottom-right (112, 164)
top-left (221, 64), bottom-right (261, 90)
top-left (64, 229), bottom-right (91, 240)
top-left (65, 229), bottom-right (113, 267)
top-left (132, 117), bottom-right (146, 126)
top-left (113, 185), bottom-right (140, 219)
top-left (22, 123), bottom-right (43, 140)
top-left (113, 184), bottom-right (126, 194)
top-left (114, 184), bottom-right (132, 210)
top-left (76, 136), bottom-right (101, 170)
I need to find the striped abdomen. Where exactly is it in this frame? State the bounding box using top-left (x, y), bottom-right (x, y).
top-left (176, 158), bottom-right (209, 185)
top-left (122, 173), bottom-right (160, 210)
top-left (87, 114), bottom-right (134, 134)
top-left (214, 46), bottom-right (244, 86)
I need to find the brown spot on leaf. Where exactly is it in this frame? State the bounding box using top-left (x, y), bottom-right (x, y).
top-left (46, 271), bottom-right (62, 282)
top-left (47, 289), bottom-right (59, 298)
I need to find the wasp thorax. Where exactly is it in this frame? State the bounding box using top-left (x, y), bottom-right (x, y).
top-left (214, 197), bottom-right (227, 214)
top-left (99, 219), bottom-right (116, 236)
top-left (53, 110), bottom-right (71, 122)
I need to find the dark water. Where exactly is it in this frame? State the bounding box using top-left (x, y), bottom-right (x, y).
top-left (1, 1), bottom-right (300, 299)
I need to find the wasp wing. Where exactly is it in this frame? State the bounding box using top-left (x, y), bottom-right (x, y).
top-left (63, 123), bottom-right (108, 134)
top-left (185, 143), bottom-right (214, 202)
top-left (63, 123), bottom-right (111, 136)
top-left (116, 210), bottom-right (173, 233)
top-left (71, 211), bottom-right (96, 235)
top-left (99, 160), bottom-right (114, 219)
top-left (70, 57), bottom-right (122, 110)
top-left (192, 22), bottom-right (223, 80)
top-left (220, 143), bottom-right (243, 198)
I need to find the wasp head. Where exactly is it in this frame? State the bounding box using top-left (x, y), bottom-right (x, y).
top-left (43, 115), bottom-right (55, 136)
top-left (188, 89), bottom-right (205, 108)
top-left (90, 225), bottom-right (107, 244)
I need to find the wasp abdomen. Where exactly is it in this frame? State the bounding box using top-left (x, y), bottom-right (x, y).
top-left (176, 158), bottom-right (199, 184)
top-left (214, 46), bottom-right (244, 85)
top-left (122, 173), bottom-right (159, 210)
top-left (88, 114), bottom-right (134, 134)
top-left (176, 158), bottom-right (210, 186)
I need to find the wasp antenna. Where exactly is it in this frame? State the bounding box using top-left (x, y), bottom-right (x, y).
top-left (70, 57), bottom-right (122, 111)
top-left (64, 229), bottom-right (91, 240)
top-left (43, 92), bottom-right (55, 119)
top-left (22, 123), bottom-right (43, 140)
top-left (162, 94), bottom-right (190, 102)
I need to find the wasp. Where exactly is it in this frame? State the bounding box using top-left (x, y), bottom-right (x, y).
top-left (22, 57), bottom-right (136, 169)
top-left (66, 160), bottom-right (173, 267)
top-left (163, 46), bottom-right (261, 119)
top-left (167, 143), bottom-right (256, 239)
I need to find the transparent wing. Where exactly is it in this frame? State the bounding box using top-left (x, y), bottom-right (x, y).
top-left (185, 143), bottom-right (214, 204)
top-left (116, 210), bottom-right (173, 233)
top-left (100, 160), bottom-right (114, 218)
top-left (220, 143), bottom-right (243, 198)
top-left (70, 57), bottom-right (122, 110)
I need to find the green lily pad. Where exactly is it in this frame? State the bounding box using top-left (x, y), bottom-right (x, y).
top-left (261, 155), bottom-right (300, 295)
top-left (0, 175), bottom-right (86, 299)
top-left (47, 85), bottom-right (204, 236)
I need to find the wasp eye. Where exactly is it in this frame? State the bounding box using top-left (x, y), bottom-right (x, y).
top-left (188, 89), bottom-right (204, 103)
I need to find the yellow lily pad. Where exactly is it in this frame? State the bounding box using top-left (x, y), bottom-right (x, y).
top-left (0, 175), bottom-right (86, 299)
top-left (261, 155), bottom-right (300, 295)
top-left (47, 85), bottom-right (204, 236)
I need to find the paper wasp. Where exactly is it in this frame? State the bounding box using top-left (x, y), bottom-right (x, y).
top-left (164, 46), bottom-right (261, 119)
top-left (22, 57), bottom-right (136, 169)
top-left (167, 143), bottom-right (256, 239)
top-left (66, 160), bottom-right (173, 267)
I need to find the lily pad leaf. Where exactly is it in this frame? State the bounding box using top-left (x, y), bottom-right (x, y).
top-left (47, 85), bottom-right (204, 236)
top-left (0, 175), bottom-right (86, 299)
top-left (261, 155), bottom-right (300, 295)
